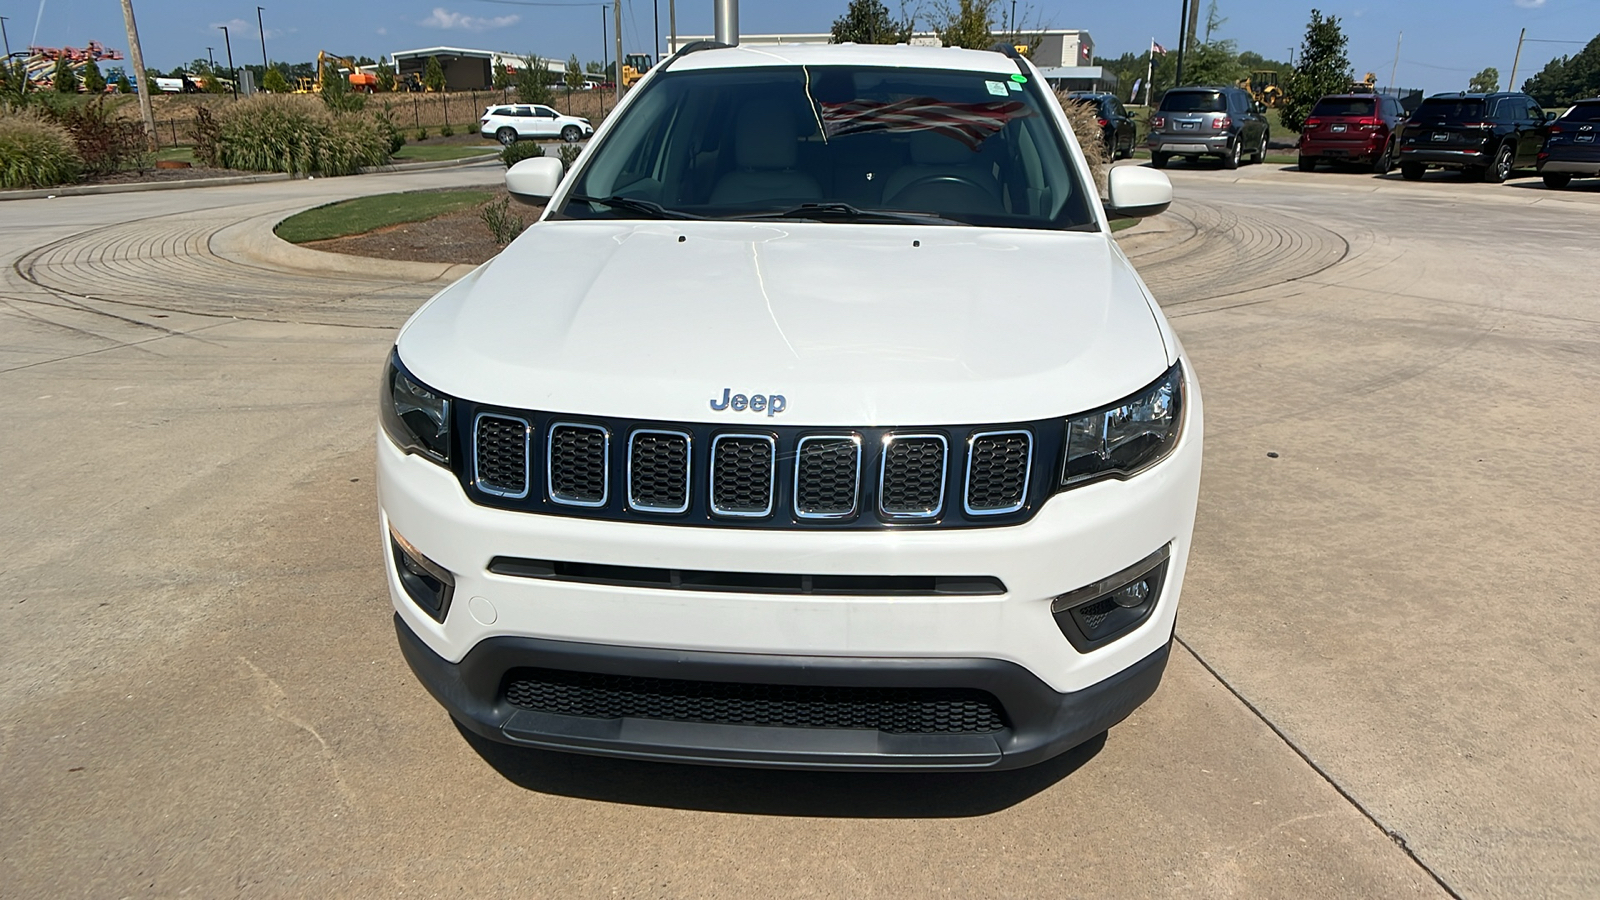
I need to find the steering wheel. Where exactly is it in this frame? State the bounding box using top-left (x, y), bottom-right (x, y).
top-left (888, 174), bottom-right (990, 204)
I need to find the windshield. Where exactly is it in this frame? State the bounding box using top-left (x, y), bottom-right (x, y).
top-left (557, 65), bottom-right (1096, 230)
top-left (1414, 98), bottom-right (1485, 121)
top-left (1311, 98), bottom-right (1375, 117)
top-left (1160, 91), bottom-right (1226, 112)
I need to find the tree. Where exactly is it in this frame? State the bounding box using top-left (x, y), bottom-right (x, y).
top-left (1522, 34), bottom-right (1600, 107)
top-left (931, 0), bottom-right (996, 50)
top-left (375, 58), bottom-right (397, 92)
top-left (564, 54), bottom-right (583, 103)
top-left (262, 67), bottom-right (290, 93)
top-left (831, 0), bottom-right (912, 45)
top-left (493, 59), bottom-right (512, 91)
top-left (1280, 9), bottom-right (1351, 132)
top-left (585, 60), bottom-right (603, 75)
top-left (54, 56), bottom-right (80, 93)
top-left (1468, 67), bottom-right (1499, 93)
top-left (516, 55), bottom-right (551, 104)
top-left (117, 74), bottom-right (133, 94)
top-left (423, 55), bottom-right (446, 92)
top-left (82, 59), bottom-right (107, 94)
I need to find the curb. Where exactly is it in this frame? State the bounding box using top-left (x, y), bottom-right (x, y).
top-left (0, 153), bottom-right (499, 203)
top-left (212, 207), bottom-right (480, 284)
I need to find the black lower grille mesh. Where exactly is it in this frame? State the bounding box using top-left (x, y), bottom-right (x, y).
top-left (629, 432), bottom-right (689, 511)
top-left (711, 436), bottom-right (774, 515)
top-left (880, 436), bottom-right (946, 515)
top-left (549, 424), bottom-right (607, 504)
top-left (966, 432), bottom-right (1031, 512)
top-left (795, 437), bottom-right (860, 517)
top-left (474, 415), bottom-right (529, 497)
top-left (504, 668), bottom-right (1007, 733)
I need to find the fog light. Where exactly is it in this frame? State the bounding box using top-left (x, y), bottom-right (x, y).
top-left (1052, 545), bottom-right (1170, 652)
top-left (390, 527), bottom-right (455, 622)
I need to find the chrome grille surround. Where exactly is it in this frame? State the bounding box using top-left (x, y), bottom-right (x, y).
top-left (793, 434), bottom-right (863, 520)
top-left (878, 433), bottom-right (948, 519)
top-left (627, 429), bottom-right (691, 514)
top-left (709, 433), bottom-right (776, 518)
top-left (546, 422), bottom-right (609, 507)
top-left (472, 412), bottom-right (532, 499)
top-left (963, 429), bottom-right (1033, 516)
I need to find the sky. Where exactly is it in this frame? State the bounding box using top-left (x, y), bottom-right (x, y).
top-left (6, 0), bottom-right (1594, 94)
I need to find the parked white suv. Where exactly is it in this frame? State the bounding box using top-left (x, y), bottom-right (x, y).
top-left (480, 103), bottom-right (593, 145)
top-left (381, 41), bottom-right (1200, 770)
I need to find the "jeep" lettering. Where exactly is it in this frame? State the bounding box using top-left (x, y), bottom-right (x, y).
top-left (709, 388), bottom-right (787, 417)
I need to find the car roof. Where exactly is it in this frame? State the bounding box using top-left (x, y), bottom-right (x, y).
top-left (1317, 93), bottom-right (1381, 100)
top-left (664, 42), bottom-right (1017, 76)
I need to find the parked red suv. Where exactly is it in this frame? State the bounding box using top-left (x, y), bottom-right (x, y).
top-left (1298, 93), bottom-right (1409, 173)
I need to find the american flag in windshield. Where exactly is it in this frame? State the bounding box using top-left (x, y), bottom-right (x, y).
top-left (817, 97), bottom-right (1033, 151)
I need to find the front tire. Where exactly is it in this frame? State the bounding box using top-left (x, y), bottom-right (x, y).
top-left (1483, 143), bottom-right (1514, 183)
top-left (496, 127), bottom-right (518, 146)
top-left (1222, 140), bottom-right (1242, 170)
top-left (561, 125), bottom-right (582, 143)
top-left (1401, 162), bottom-right (1425, 181)
top-left (1542, 173), bottom-right (1573, 189)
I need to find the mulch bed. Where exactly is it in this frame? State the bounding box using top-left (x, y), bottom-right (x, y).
top-left (303, 189), bottom-right (543, 266)
top-left (80, 166), bottom-right (253, 185)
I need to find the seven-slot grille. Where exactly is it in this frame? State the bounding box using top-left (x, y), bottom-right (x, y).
top-left (548, 423), bottom-right (609, 506)
top-left (710, 434), bottom-right (776, 516)
top-left (879, 435), bottom-right (948, 518)
top-left (794, 436), bottom-right (861, 518)
top-left (628, 430), bottom-right (690, 512)
top-left (965, 431), bottom-right (1032, 515)
top-left (473, 414), bottom-right (530, 498)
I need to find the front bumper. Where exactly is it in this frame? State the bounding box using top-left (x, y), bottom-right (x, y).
top-left (1149, 133), bottom-right (1231, 155)
top-left (397, 614), bottom-right (1172, 770)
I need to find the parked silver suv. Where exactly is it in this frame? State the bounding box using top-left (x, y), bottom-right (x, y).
top-left (1148, 86), bottom-right (1270, 170)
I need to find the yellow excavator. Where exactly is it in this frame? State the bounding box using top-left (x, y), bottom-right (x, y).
top-left (621, 52), bottom-right (653, 87)
top-left (294, 51), bottom-right (376, 93)
top-left (1350, 71), bottom-right (1378, 93)
top-left (1240, 70), bottom-right (1285, 108)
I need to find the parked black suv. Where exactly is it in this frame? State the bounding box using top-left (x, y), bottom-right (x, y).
top-left (1399, 92), bottom-right (1553, 183)
top-left (1147, 86), bottom-right (1271, 170)
top-left (1538, 97), bottom-right (1600, 189)
top-left (1066, 91), bottom-right (1138, 160)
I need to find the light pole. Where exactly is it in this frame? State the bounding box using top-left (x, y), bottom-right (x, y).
top-left (614, 0), bottom-right (622, 103)
top-left (207, 47), bottom-right (215, 70)
top-left (1, 16), bottom-right (11, 59)
top-left (256, 6), bottom-right (268, 73)
top-left (219, 25), bottom-right (238, 99)
top-left (1173, 0), bottom-right (1189, 87)
top-left (600, 4), bottom-right (608, 115)
top-left (653, 0), bottom-right (660, 67)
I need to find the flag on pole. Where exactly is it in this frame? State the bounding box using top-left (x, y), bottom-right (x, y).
top-left (1151, 41), bottom-right (1168, 56)
top-left (1130, 78), bottom-right (1143, 102)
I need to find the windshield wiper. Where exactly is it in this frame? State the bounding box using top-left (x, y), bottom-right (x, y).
top-left (566, 194), bottom-right (706, 220)
top-left (733, 202), bottom-right (960, 225)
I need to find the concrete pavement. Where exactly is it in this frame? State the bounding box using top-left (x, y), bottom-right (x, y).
top-left (2, 160), bottom-right (1596, 897)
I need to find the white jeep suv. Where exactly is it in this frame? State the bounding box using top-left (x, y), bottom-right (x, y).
top-left (381, 41), bottom-right (1201, 770)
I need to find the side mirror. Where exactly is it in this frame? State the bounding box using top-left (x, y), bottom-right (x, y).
top-left (1106, 166), bottom-right (1172, 219)
top-left (505, 156), bottom-right (565, 205)
top-left (1546, 111), bottom-right (1559, 123)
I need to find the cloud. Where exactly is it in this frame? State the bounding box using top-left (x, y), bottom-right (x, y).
top-left (1514, 0), bottom-right (1546, 7)
top-left (208, 17), bottom-right (290, 39)
top-left (377, 27), bottom-right (388, 36)
top-left (420, 7), bottom-right (520, 31)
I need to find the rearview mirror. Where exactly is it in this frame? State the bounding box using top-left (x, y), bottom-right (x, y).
top-left (1105, 166), bottom-right (1172, 219)
top-left (505, 156), bottom-right (565, 205)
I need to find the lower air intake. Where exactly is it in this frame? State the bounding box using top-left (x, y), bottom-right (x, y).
top-left (504, 669), bottom-right (1007, 734)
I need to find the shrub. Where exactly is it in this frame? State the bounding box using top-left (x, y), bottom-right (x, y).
top-left (262, 68), bottom-right (291, 93)
top-left (0, 108), bottom-right (83, 187)
top-left (501, 139), bottom-right (544, 168)
top-left (557, 142), bottom-right (581, 169)
top-left (53, 97), bottom-right (150, 176)
top-left (375, 103), bottom-right (405, 155)
top-left (440, 122), bottom-right (455, 137)
top-left (480, 195), bottom-right (526, 244)
top-left (204, 93), bottom-right (391, 176)
top-left (1056, 92), bottom-right (1110, 192)
top-left (415, 127), bottom-right (428, 142)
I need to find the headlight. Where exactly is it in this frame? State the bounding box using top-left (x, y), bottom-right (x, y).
top-left (1060, 363), bottom-right (1183, 489)
top-left (381, 349), bottom-right (452, 466)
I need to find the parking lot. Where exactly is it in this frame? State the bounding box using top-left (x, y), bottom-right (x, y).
top-left (2, 161), bottom-right (1596, 897)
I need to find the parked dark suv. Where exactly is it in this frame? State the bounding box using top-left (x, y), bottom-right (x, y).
top-left (1066, 91), bottom-right (1138, 160)
top-left (1538, 97), bottom-right (1600, 189)
top-left (1148, 86), bottom-right (1271, 170)
top-left (1298, 93), bottom-right (1409, 173)
top-left (1399, 92), bottom-right (1553, 183)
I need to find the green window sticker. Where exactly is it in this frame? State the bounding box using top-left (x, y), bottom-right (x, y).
top-left (1010, 74), bottom-right (1028, 83)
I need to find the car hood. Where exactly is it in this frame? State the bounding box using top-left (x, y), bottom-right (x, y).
top-left (397, 220), bottom-right (1171, 426)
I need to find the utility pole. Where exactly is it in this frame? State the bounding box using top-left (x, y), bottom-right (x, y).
top-left (1508, 27), bottom-right (1526, 91)
top-left (257, 7), bottom-right (268, 73)
top-left (220, 25), bottom-right (238, 100)
top-left (118, 0), bottom-right (157, 150)
top-left (653, 0), bottom-right (660, 66)
top-left (669, 0), bottom-right (677, 54)
top-left (1186, 0), bottom-right (1200, 56)
top-left (614, 0), bottom-right (622, 103)
top-left (714, 0), bottom-right (738, 46)
top-left (1173, 0), bottom-right (1189, 88)
top-left (1387, 31), bottom-right (1401, 92)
